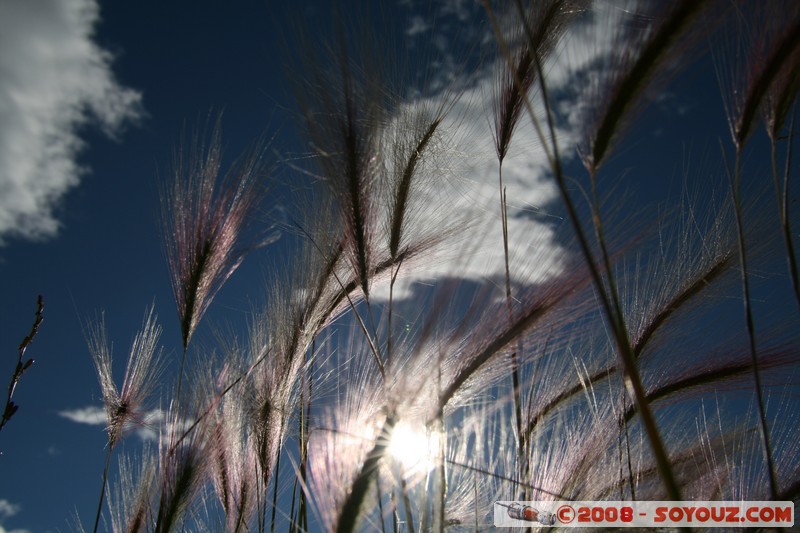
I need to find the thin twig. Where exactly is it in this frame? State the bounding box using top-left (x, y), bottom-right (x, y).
top-left (1, 295), bottom-right (43, 434)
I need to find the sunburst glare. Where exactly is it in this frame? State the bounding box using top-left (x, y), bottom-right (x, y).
top-left (388, 421), bottom-right (442, 476)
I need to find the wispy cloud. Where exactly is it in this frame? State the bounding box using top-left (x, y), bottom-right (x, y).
top-left (57, 405), bottom-right (106, 425)
top-left (58, 405), bottom-right (185, 442)
top-left (405, 15), bottom-right (430, 36)
top-left (46, 445), bottom-right (61, 457)
top-left (439, 0), bottom-right (474, 22)
top-left (0, 500), bottom-right (29, 533)
top-left (0, 501), bottom-right (20, 519)
top-left (0, 0), bottom-right (142, 244)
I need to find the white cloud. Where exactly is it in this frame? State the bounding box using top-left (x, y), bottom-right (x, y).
top-left (132, 409), bottom-right (200, 443)
top-left (0, 0), bottom-right (142, 244)
top-left (405, 15), bottom-right (430, 36)
top-left (57, 405), bottom-right (106, 425)
top-left (439, 0), bottom-right (473, 22)
top-left (0, 500), bottom-right (29, 533)
top-left (58, 406), bottom-right (189, 443)
top-left (0, 500), bottom-right (20, 519)
top-left (374, 84), bottom-right (567, 301)
top-left (130, 408), bottom-right (166, 442)
top-left (375, 4), bottom-right (622, 300)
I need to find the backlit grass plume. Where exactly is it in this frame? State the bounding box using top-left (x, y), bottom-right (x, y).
top-left (89, 306), bottom-right (164, 448)
top-left (154, 406), bottom-right (211, 533)
top-left (581, 0), bottom-right (713, 173)
top-left (108, 447), bottom-right (157, 533)
top-left (291, 18), bottom-right (387, 301)
top-left (88, 306), bottom-right (164, 533)
top-left (162, 116), bottom-right (272, 352)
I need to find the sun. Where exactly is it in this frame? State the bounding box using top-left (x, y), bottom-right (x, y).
top-left (387, 421), bottom-right (442, 475)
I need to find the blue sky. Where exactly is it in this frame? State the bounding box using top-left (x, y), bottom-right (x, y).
top-left (0, 2), bottom-right (297, 530)
top-left (0, 1), bottom-right (797, 532)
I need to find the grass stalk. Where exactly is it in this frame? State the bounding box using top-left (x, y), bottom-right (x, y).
top-left (269, 418), bottom-right (285, 533)
top-left (727, 151), bottom-right (779, 499)
top-left (298, 341), bottom-right (314, 532)
top-left (334, 414), bottom-right (395, 533)
top-left (497, 162), bottom-right (524, 490)
top-left (288, 476), bottom-right (298, 533)
top-left (770, 109), bottom-right (800, 309)
top-left (446, 458), bottom-right (570, 500)
top-left (398, 476), bottom-right (415, 533)
top-left (622, 395), bottom-right (636, 501)
top-left (435, 418), bottom-right (446, 533)
top-left (386, 260), bottom-right (402, 368)
top-left (389, 490), bottom-right (399, 533)
top-left (91, 445), bottom-right (114, 533)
